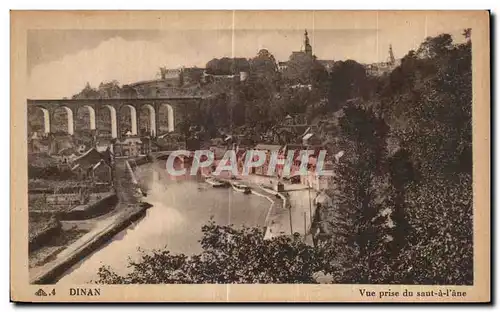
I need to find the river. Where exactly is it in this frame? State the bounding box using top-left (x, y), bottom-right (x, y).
top-left (58, 160), bottom-right (270, 283)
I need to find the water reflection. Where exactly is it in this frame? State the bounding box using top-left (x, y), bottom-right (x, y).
top-left (59, 161), bottom-right (270, 283)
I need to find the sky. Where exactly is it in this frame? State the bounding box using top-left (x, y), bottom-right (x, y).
top-left (27, 13), bottom-right (468, 99)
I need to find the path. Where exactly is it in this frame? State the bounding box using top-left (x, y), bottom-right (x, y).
top-left (29, 159), bottom-right (148, 284)
top-left (225, 174), bottom-right (318, 240)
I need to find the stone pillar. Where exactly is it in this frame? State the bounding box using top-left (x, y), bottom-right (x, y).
top-left (130, 104), bottom-right (138, 135)
top-left (42, 108), bottom-right (51, 134)
top-left (154, 101), bottom-right (160, 137)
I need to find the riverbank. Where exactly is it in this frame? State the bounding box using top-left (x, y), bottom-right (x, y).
top-left (30, 202), bottom-right (151, 284)
top-left (212, 176), bottom-right (288, 239)
top-left (215, 174), bottom-right (317, 241)
top-left (57, 160), bottom-right (271, 283)
top-left (30, 158), bottom-right (151, 284)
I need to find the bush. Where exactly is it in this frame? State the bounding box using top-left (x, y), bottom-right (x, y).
top-left (95, 221), bottom-right (325, 284)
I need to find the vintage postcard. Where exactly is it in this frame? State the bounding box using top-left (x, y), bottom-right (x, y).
top-left (10, 10), bottom-right (490, 302)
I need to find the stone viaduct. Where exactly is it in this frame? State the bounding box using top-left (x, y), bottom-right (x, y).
top-left (27, 97), bottom-right (204, 138)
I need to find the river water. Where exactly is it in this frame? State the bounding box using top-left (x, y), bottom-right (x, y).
top-left (59, 161), bottom-right (270, 284)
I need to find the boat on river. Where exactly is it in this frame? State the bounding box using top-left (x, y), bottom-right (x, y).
top-left (205, 177), bottom-right (229, 188)
top-left (232, 182), bottom-right (252, 194)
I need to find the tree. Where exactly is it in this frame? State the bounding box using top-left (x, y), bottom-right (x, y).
top-left (249, 49), bottom-right (278, 84)
top-left (98, 80), bottom-right (122, 99)
top-left (462, 28), bottom-right (471, 42)
top-left (320, 104), bottom-right (394, 283)
top-left (416, 34), bottom-right (453, 59)
top-left (365, 32), bottom-right (472, 284)
top-left (386, 148), bottom-right (414, 257)
top-left (310, 59), bottom-right (329, 90)
top-left (72, 82), bottom-right (100, 99)
top-left (94, 221), bottom-right (325, 284)
top-left (395, 174), bottom-right (473, 285)
top-left (327, 60), bottom-right (373, 111)
top-left (380, 33), bottom-right (472, 178)
top-left (205, 58), bottom-right (250, 75)
top-left (282, 52), bottom-right (321, 85)
top-left (159, 67), bottom-right (168, 80)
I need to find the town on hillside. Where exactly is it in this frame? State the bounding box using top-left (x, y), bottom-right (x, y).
top-left (25, 25), bottom-right (474, 287)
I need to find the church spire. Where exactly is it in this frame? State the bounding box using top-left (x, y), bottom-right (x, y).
top-left (388, 44), bottom-right (395, 65)
top-left (304, 29), bottom-right (312, 56)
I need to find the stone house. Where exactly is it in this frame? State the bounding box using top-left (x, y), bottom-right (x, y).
top-left (70, 147), bottom-right (113, 185)
top-left (71, 163), bottom-right (90, 180)
top-left (113, 136), bottom-right (151, 157)
top-left (91, 160), bottom-right (113, 184)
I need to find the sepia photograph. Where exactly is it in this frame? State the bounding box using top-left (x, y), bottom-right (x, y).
top-left (10, 10), bottom-right (490, 302)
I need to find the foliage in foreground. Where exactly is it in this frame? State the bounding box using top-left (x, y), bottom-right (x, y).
top-left (318, 31), bottom-right (473, 285)
top-left (95, 222), bottom-right (324, 284)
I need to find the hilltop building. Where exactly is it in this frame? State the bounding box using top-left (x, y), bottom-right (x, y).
top-left (125, 66), bottom-right (204, 98)
top-left (364, 44), bottom-right (401, 76)
top-left (278, 30), bottom-right (336, 74)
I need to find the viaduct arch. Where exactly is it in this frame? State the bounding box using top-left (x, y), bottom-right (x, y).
top-left (78, 105), bottom-right (96, 130)
top-left (34, 106), bottom-right (51, 134)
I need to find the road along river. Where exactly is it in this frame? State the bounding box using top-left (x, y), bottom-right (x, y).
top-left (59, 160), bottom-right (271, 284)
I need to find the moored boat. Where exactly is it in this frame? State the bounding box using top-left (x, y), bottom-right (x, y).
top-left (205, 177), bottom-right (229, 188)
top-left (232, 182), bottom-right (252, 194)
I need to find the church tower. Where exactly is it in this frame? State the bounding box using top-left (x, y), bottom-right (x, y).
top-left (304, 29), bottom-right (312, 56)
top-left (388, 44), bottom-right (396, 65)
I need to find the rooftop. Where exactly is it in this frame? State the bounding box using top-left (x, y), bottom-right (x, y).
top-left (254, 144), bottom-right (283, 152)
top-left (72, 147), bottom-right (110, 169)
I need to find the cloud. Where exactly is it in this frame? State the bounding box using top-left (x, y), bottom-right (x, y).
top-left (28, 27), bottom-right (466, 99)
top-left (28, 35), bottom-right (230, 99)
top-left (28, 29), bottom-right (164, 72)
top-left (28, 29), bottom-right (381, 99)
